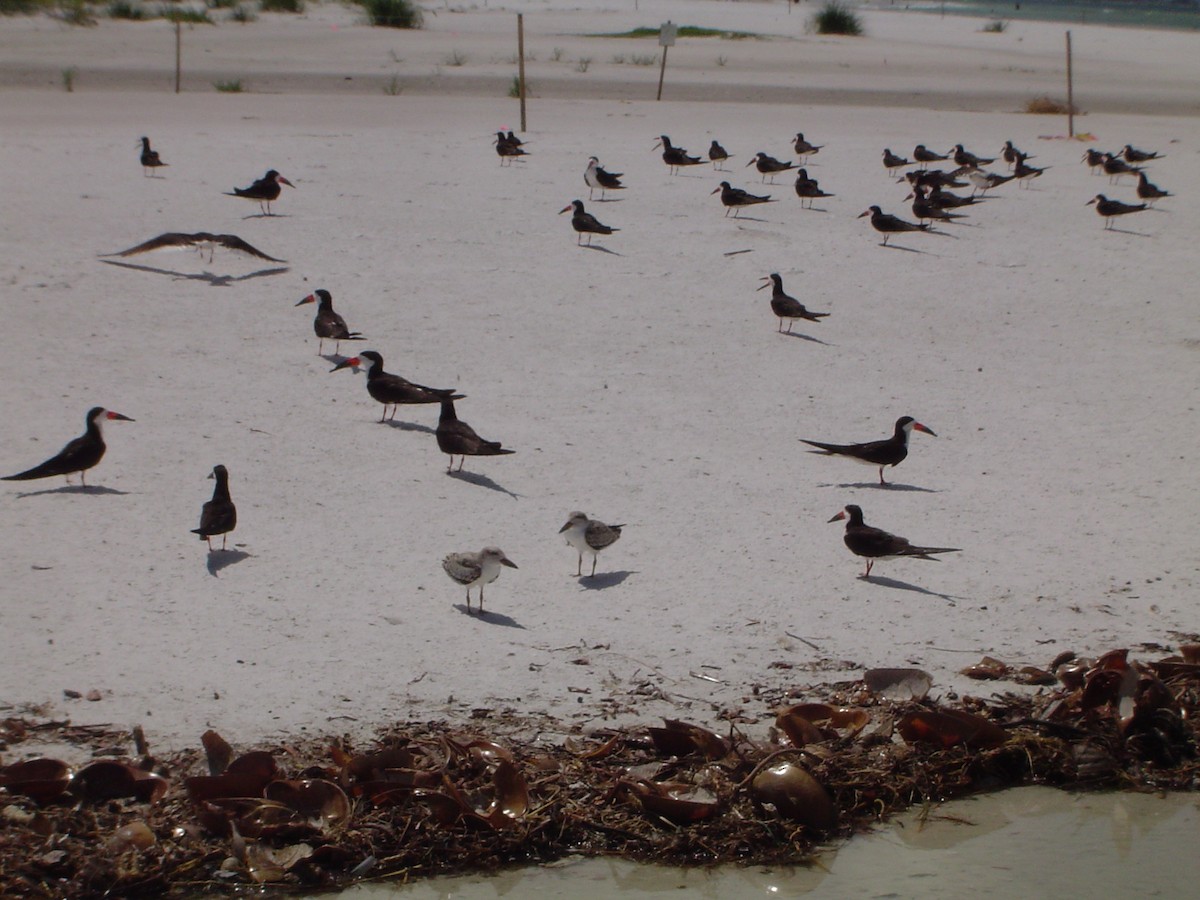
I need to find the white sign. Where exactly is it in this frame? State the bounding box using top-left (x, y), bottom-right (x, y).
top-left (659, 21), bottom-right (677, 47)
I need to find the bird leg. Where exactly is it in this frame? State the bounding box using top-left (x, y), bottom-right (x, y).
top-left (221, 534), bottom-right (228, 551)
top-left (574, 553), bottom-right (583, 577)
top-left (205, 536), bottom-right (213, 551)
top-left (590, 556), bottom-right (598, 577)
top-left (863, 560), bottom-right (874, 577)
top-left (478, 584), bottom-right (485, 613)
top-left (456, 457), bottom-right (465, 472)
top-left (466, 589), bottom-right (473, 614)
top-left (878, 466), bottom-right (887, 485)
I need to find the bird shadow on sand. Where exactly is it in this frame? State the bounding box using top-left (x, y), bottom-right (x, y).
top-left (879, 243), bottom-right (933, 255)
top-left (780, 331), bottom-right (830, 346)
top-left (580, 243), bottom-right (621, 256)
top-left (1105, 227), bottom-right (1153, 238)
top-left (576, 570), bottom-right (633, 590)
top-left (861, 574), bottom-right (960, 604)
top-left (383, 419), bottom-right (437, 436)
top-left (730, 214), bottom-right (772, 224)
top-left (799, 205), bottom-right (831, 213)
top-left (454, 605), bottom-right (525, 628)
top-left (447, 469), bottom-right (520, 499)
top-left (206, 549), bottom-right (251, 577)
top-left (592, 197), bottom-right (625, 203)
top-left (823, 480), bottom-right (939, 493)
top-left (11, 484), bottom-right (129, 498)
top-left (100, 259), bottom-right (289, 285)
top-left (240, 213), bottom-right (290, 220)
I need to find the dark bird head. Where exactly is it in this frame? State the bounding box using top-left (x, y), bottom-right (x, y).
top-left (1087, 195), bottom-right (1106, 206)
top-left (559, 200), bottom-right (585, 215)
top-left (710, 181), bottom-right (733, 195)
top-left (209, 464), bottom-right (228, 482)
top-left (295, 288), bottom-right (331, 307)
top-left (140, 136), bottom-right (151, 148)
top-left (757, 273), bottom-right (781, 291)
top-left (654, 135), bottom-right (672, 150)
top-left (896, 416), bottom-right (937, 438)
top-left (858, 206), bottom-right (882, 218)
top-left (828, 504), bottom-right (864, 525)
top-left (265, 170), bottom-right (295, 188)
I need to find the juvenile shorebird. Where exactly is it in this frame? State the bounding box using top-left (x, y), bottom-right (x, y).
top-left (295, 289), bottom-right (363, 355)
top-left (1136, 171), bottom-right (1172, 206)
top-left (192, 465), bottom-right (237, 552)
top-left (747, 151), bottom-right (796, 184)
top-left (3, 407), bottom-right (134, 488)
top-left (967, 170), bottom-right (1017, 195)
top-left (829, 504), bottom-right (960, 578)
top-left (1087, 194), bottom-right (1147, 229)
top-left (793, 132), bottom-right (823, 158)
top-left (226, 169), bottom-right (294, 216)
top-left (801, 415), bottom-right (935, 485)
top-left (584, 157), bottom-right (625, 200)
top-left (436, 399), bottom-right (515, 473)
top-left (654, 135), bottom-right (704, 174)
top-left (712, 181), bottom-right (774, 217)
top-left (331, 351), bottom-right (463, 422)
top-left (139, 137), bottom-right (167, 177)
top-left (105, 232), bottom-right (285, 264)
top-left (442, 547), bottom-right (517, 614)
top-left (757, 273), bottom-right (829, 333)
top-left (559, 512), bottom-right (623, 577)
top-left (559, 199), bottom-right (618, 245)
top-left (793, 168), bottom-right (833, 209)
top-left (708, 140), bottom-right (732, 170)
top-left (858, 206), bottom-right (930, 246)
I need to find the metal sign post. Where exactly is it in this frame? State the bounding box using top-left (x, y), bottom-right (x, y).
top-left (656, 21), bottom-right (676, 101)
top-left (518, 14), bottom-right (527, 131)
top-left (1065, 30), bottom-right (1075, 138)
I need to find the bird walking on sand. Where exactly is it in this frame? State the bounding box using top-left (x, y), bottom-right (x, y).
top-left (442, 546), bottom-right (517, 614)
top-left (105, 231), bottom-right (285, 264)
top-left (1136, 172), bottom-right (1171, 206)
top-left (858, 206), bottom-right (930, 246)
top-left (758, 273), bottom-right (829, 333)
top-left (801, 415), bottom-right (935, 485)
top-left (794, 168), bottom-right (833, 209)
top-left (748, 152), bottom-right (797, 184)
top-left (708, 140), bottom-right (732, 170)
top-left (331, 351), bottom-right (463, 422)
top-left (226, 169), bottom-right (294, 216)
top-left (1087, 194), bottom-right (1147, 229)
top-left (436, 399), bottom-right (515, 473)
top-left (559, 511), bottom-right (623, 577)
top-left (3, 407), bottom-right (134, 488)
top-left (295, 289), bottom-right (363, 355)
top-left (559, 199), bottom-right (618, 245)
top-left (713, 181), bottom-right (774, 217)
top-left (584, 157), bottom-right (625, 200)
top-left (192, 464), bottom-right (236, 552)
top-left (139, 137), bottom-right (167, 177)
top-left (829, 504), bottom-right (960, 578)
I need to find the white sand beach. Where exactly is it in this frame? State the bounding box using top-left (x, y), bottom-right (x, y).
top-left (0, 1), bottom-right (1197, 759)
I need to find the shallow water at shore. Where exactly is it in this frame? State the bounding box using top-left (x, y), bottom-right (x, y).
top-left (891, 0), bottom-right (1200, 31)
top-left (329, 787), bottom-right (1199, 898)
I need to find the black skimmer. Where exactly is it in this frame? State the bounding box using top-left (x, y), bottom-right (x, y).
top-left (858, 206), bottom-right (930, 246)
top-left (951, 144), bottom-right (994, 169)
top-left (442, 547), bottom-right (517, 614)
top-left (331, 351), bottom-right (463, 422)
top-left (505, 131), bottom-right (524, 147)
top-left (708, 140), bottom-right (731, 170)
top-left (226, 169), bottom-right (294, 216)
top-left (882, 149), bottom-right (911, 173)
top-left (801, 416), bottom-right (935, 485)
top-left (1101, 153), bottom-right (1142, 183)
top-left (3, 407), bottom-right (134, 487)
top-left (584, 157), bottom-right (624, 200)
top-left (1013, 154), bottom-right (1048, 187)
top-left (1087, 194), bottom-right (1147, 229)
top-left (1000, 140), bottom-right (1031, 169)
top-left (1082, 148), bottom-right (1107, 174)
top-left (747, 152), bottom-right (797, 184)
top-left (654, 135), bottom-right (704, 174)
top-left (927, 185), bottom-right (984, 209)
top-left (1136, 171), bottom-right (1172, 206)
top-left (712, 181), bottom-right (774, 217)
top-left (907, 185), bottom-right (967, 224)
top-left (139, 137), bottom-right (167, 177)
top-left (105, 232), bottom-right (285, 263)
top-left (495, 132), bottom-right (529, 165)
top-left (793, 168), bottom-right (833, 209)
top-left (903, 170), bottom-right (967, 190)
top-left (967, 170), bottom-right (1017, 195)
top-left (192, 465), bottom-right (236, 552)
top-left (793, 133), bottom-right (822, 158)
top-left (912, 144), bottom-right (948, 169)
top-left (559, 199), bottom-right (618, 245)
top-left (1122, 144), bottom-right (1161, 164)
top-left (758, 273), bottom-right (829, 333)
top-left (436, 399), bottom-right (514, 473)
top-left (295, 289), bottom-right (363, 355)
top-left (559, 511), bottom-right (624, 577)
top-left (828, 504), bottom-right (959, 578)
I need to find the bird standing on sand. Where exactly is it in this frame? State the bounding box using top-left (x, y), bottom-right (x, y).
top-left (331, 351), bottom-right (463, 422)
top-left (1136, 172), bottom-right (1171, 206)
top-left (436, 399), bottom-right (515, 473)
top-left (708, 140), bottom-right (731, 169)
top-left (1087, 194), bottom-right (1147, 229)
top-left (829, 504), bottom-right (960, 578)
top-left (559, 199), bottom-right (618, 245)
top-left (801, 416), bottom-right (935, 485)
top-left (712, 181), bottom-right (774, 217)
top-left (3, 407), bottom-right (134, 488)
top-left (654, 135), bottom-right (705, 174)
top-left (192, 464), bottom-right (236, 552)
top-left (967, 170), bottom-right (1017, 195)
top-left (584, 157), bottom-right (625, 201)
top-left (913, 145), bottom-right (948, 169)
top-left (1121, 144), bottom-right (1161, 163)
top-left (908, 185), bottom-right (967, 224)
top-left (295, 289), bottom-right (363, 355)
top-left (495, 132), bottom-right (529, 165)
top-left (951, 144), bottom-right (994, 169)
top-left (882, 149), bottom-right (910, 173)
top-left (793, 133), bottom-right (822, 158)
top-left (858, 206), bottom-right (930, 246)
top-left (1000, 140), bottom-right (1030, 169)
top-left (793, 168), bottom-right (833, 209)
top-left (758, 273), bottom-right (829, 333)
top-left (748, 152), bottom-right (797, 184)
top-left (559, 511), bottom-right (623, 577)
top-left (442, 547), bottom-right (517, 614)
top-left (1101, 153), bottom-right (1142, 183)
top-left (226, 169), bottom-right (294, 216)
top-left (139, 137), bottom-right (167, 177)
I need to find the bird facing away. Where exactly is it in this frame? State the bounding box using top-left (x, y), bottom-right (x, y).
top-left (1013, 154), bottom-right (1048, 187)
top-left (3, 407), bottom-right (134, 487)
top-left (442, 546), bottom-right (517, 614)
top-left (495, 132), bottom-right (529, 165)
top-left (1087, 194), bottom-right (1147, 229)
top-left (105, 232), bottom-right (285, 264)
top-left (559, 511), bottom-right (624, 577)
top-left (708, 140), bottom-right (731, 169)
top-left (584, 157), bottom-right (624, 200)
top-left (226, 169), bottom-right (294, 215)
top-left (559, 199), bottom-right (618, 245)
top-left (139, 137), bottom-right (166, 177)
top-left (1122, 144), bottom-right (1161, 163)
top-left (747, 151), bottom-right (797, 183)
top-left (757, 273), bottom-right (829, 333)
top-left (829, 504), bottom-right (960, 578)
top-left (654, 135), bottom-right (704, 174)
top-left (1101, 153), bottom-right (1142, 183)
top-left (331, 350), bottom-right (463, 422)
top-left (436, 399), bottom-right (515, 473)
top-left (295, 289), bottom-right (363, 355)
top-left (858, 206), bottom-right (930, 246)
top-left (794, 168), bottom-right (833, 209)
top-left (801, 415), bottom-right (936, 485)
top-left (1136, 172), bottom-right (1172, 206)
top-left (192, 464), bottom-right (237, 552)
top-left (712, 181), bottom-right (774, 217)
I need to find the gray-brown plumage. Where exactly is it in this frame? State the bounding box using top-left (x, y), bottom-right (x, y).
top-left (437, 399), bottom-right (515, 473)
top-left (559, 511), bottom-right (624, 577)
top-left (882, 148), bottom-right (910, 173)
top-left (708, 140), bottom-right (731, 169)
top-left (192, 464), bottom-right (236, 552)
top-left (1136, 172), bottom-right (1172, 206)
top-left (757, 273), bottom-right (829, 333)
top-left (105, 232), bottom-right (285, 263)
top-left (442, 546), bottom-right (517, 613)
top-left (747, 152), bottom-right (796, 184)
top-left (1122, 144), bottom-right (1161, 164)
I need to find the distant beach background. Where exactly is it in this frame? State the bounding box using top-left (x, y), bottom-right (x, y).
top-left (874, 0), bottom-right (1200, 31)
